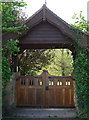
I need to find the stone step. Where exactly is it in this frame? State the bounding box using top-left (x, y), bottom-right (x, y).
top-left (2, 118), bottom-right (87, 120)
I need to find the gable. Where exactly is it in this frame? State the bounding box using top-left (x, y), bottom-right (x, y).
top-left (19, 21), bottom-right (73, 48)
top-left (23, 5), bottom-right (76, 41)
top-left (2, 4), bottom-right (89, 49)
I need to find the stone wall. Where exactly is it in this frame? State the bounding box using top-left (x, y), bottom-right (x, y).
top-left (2, 72), bottom-right (20, 116)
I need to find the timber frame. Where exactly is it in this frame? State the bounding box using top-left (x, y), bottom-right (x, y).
top-left (2, 4), bottom-right (89, 50)
top-left (2, 4), bottom-right (89, 71)
top-left (2, 4), bottom-right (89, 110)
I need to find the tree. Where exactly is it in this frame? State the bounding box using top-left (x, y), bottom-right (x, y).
top-left (71, 11), bottom-right (89, 32)
top-left (18, 49), bottom-right (55, 76)
top-left (51, 49), bottom-right (73, 76)
top-left (38, 49), bottom-right (73, 76)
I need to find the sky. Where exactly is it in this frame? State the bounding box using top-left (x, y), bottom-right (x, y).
top-left (24, 0), bottom-right (89, 24)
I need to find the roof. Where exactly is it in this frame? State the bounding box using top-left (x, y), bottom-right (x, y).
top-left (2, 4), bottom-right (89, 48)
top-left (21, 4), bottom-right (76, 40)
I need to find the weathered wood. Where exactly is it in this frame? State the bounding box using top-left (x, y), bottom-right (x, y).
top-left (2, 4), bottom-right (89, 51)
top-left (17, 71), bottom-right (74, 108)
top-left (20, 22), bottom-right (73, 45)
top-left (12, 55), bottom-right (18, 72)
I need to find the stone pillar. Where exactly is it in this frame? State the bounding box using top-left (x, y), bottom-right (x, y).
top-left (4, 72), bottom-right (20, 108)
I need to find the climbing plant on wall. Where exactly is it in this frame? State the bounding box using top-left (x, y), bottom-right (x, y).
top-left (2, 1), bottom-right (27, 34)
top-left (74, 48), bottom-right (89, 117)
top-left (2, 39), bottom-right (19, 96)
top-left (1, 1), bottom-right (27, 97)
top-left (71, 11), bottom-right (89, 117)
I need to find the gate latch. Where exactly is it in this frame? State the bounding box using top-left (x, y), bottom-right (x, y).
top-left (46, 86), bottom-right (49, 90)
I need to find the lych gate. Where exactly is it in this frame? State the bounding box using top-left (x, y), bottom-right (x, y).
top-left (2, 4), bottom-right (89, 108)
top-left (3, 5), bottom-right (89, 51)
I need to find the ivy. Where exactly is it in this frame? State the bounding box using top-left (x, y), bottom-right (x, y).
top-left (74, 48), bottom-right (89, 117)
top-left (2, 25), bottom-right (28, 34)
top-left (1, 1), bottom-right (28, 98)
top-left (71, 11), bottom-right (89, 117)
top-left (2, 39), bottom-right (20, 96)
top-left (2, 1), bottom-right (28, 34)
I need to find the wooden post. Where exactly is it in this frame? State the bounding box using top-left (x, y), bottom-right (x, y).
top-left (41, 70), bottom-right (49, 108)
top-left (12, 54), bottom-right (18, 72)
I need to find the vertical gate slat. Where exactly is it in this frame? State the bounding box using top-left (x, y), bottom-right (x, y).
top-left (17, 71), bottom-right (75, 108)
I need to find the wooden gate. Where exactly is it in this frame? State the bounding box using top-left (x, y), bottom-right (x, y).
top-left (17, 70), bottom-right (74, 108)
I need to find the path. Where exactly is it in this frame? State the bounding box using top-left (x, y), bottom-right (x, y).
top-left (3, 108), bottom-right (77, 119)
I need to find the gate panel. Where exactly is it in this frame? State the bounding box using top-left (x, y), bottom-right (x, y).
top-left (19, 88), bottom-right (26, 105)
top-left (65, 88), bottom-right (70, 105)
top-left (56, 88), bottom-right (63, 106)
top-left (17, 78), bottom-right (27, 106)
top-left (48, 88), bottom-right (55, 107)
top-left (71, 89), bottom-right (74, 105)
top-left (17, 71), bottom-right (74, 108)
top-left (36, 88), bottom-right (43, 107)
top-left (27, 77), bottom-right (36, 106)
top-left (27, 88), bottom-right (36, 105)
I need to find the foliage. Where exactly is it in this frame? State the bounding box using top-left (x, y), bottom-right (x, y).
top-left (2, 0), bottom-right (27, 97)
top-left (39, 49), bottom-right (73, 76)
top-left (2, 39), bottom-right (19, 96)
top-left (72, 11), bottom-right (89, 33)
top-left (74, 48), bottom-right (89, 117)
top-left (20, 49), bottom-right (73, 76)
top-left (18, 49), bottom-right (55, 76)
top-left (72, 11), bottom-right (89, 117)
top-left (1, 1), bottom-right (28, 34)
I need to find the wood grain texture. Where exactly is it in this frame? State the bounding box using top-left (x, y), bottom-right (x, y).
top-left (20, 22), bottom-right (72, 45)
top-left (17, 72), bottom-right (74, 107)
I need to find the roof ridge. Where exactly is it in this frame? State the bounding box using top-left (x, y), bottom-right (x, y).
top-left (43, 4), bottom-right (47, 21)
